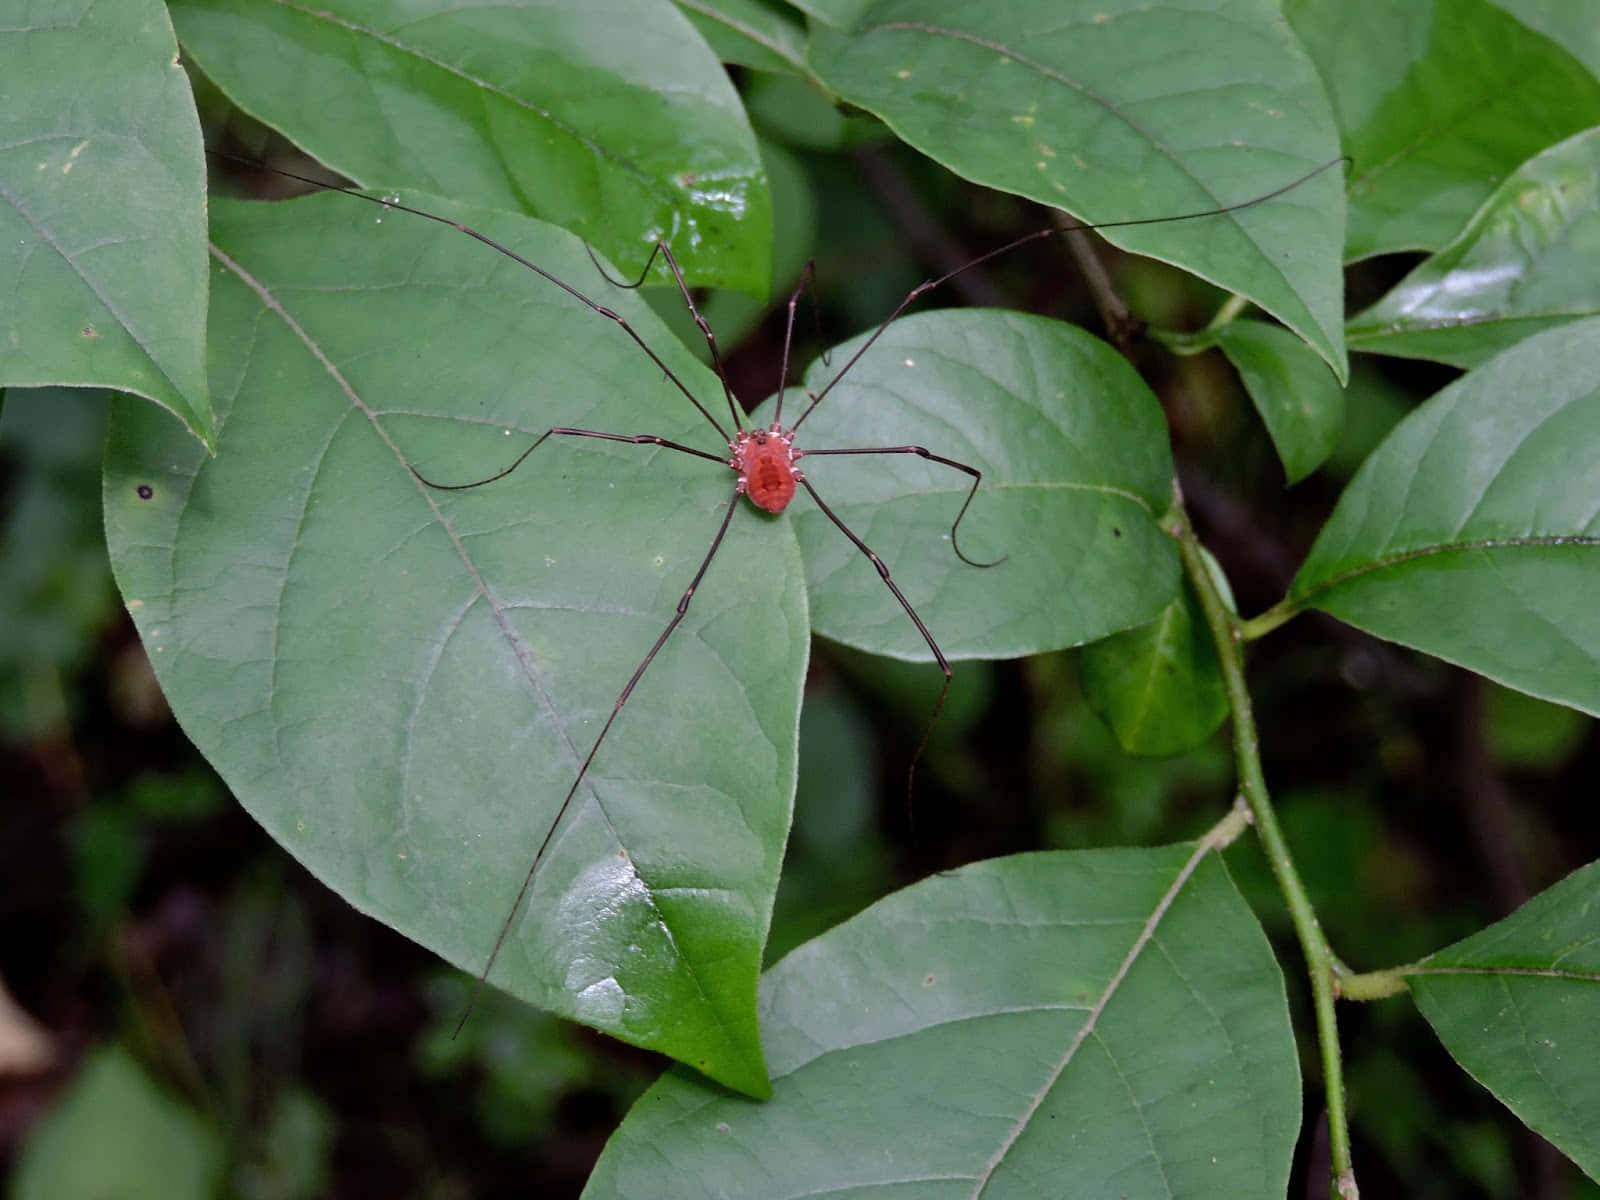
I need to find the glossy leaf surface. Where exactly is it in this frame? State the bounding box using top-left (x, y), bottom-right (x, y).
top-left (104, 195), bottom-right (806, 1096)
top-left (587, 844), bottom-right (1300, 1199)
top-left (173, 0), bottom-right (772, 291)
top-left (102, 189), bottom-right (1200, 1093)
top-left (1347, 127), bottom-right (1600, 369)
top-left (1290, 319), bottom-right (1600, 715)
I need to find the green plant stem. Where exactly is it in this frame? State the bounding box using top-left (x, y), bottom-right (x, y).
top-left (1239, 596), bottom-right (1300, 640)
top-left (1149, 292), bottom-right (1255, 356)
top-left (1146, 325), bottom-right (1210, 355)
top-left (1172, 505), bottom-right (1358, 1198)
top-left (1337, 964), bottom-right (1414, 1001)
top-left (1204, 291), bottom-right (1250, 332)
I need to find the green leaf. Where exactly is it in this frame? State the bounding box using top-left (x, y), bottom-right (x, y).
top-left (1214, 318), bottom-right (1346, 483)
top-left (586, 843), bottom-right (1301, 1198)
top-left (761, 311), bottom-right (1182, 662)
top-left (1347, 126), bottom-right (1600, 369)
top-left (1286, 0), bottom-right (1600, 261)
top-left (14, 1046), bottom-right (222, 1200)
top-left (172, 0), bottom-right (772, 292)
top-left (103, 194), bottom-right (806, 1097)
top-left (675, 0), bottom-right (811, 75)
top-left (1289, 318), bottom-right (1600, 716)
top-left (806, 0), bottom-right (1348, 381)
top-left (0, 0), bottom-right (211, 445)
top-left (1411, 859), bottom-right (1600, 1182)
top-left (1081, 577), bottom-right (1228, 756)
top-left (645, 138), bottom-right (818, 356)
top-left (1486, 0), bottom-right (1600, 83)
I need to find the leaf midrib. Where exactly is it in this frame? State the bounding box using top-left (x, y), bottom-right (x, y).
top-left (1294, 533), bottom-right (1600, 607)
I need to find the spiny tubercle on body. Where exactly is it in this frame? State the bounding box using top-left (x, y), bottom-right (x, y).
top-left (732, 423), bottom-right (803, 515)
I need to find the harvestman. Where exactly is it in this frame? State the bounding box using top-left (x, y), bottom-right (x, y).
top-left (228, 152), bottom-right (1341, 1024)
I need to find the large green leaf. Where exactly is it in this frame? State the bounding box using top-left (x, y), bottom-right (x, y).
top-left (1347, 127), bottom-right (1600, 369)
top-left (805, 0), bottom-right (1347, 380)
top-left (172, 0), bottom-right (772, 292)
top-left (586, 843), bottom-right (1301, 1198)
top-left (103, 194), bottom-right (806, 1096)
top-left (756, 311), bottom-right (1183, 663)
top-left (0, 0), bottom-right (210, 445)
top-left (1288, 319), bottom-right (1600, 715)
top-left (1286, 0), bottom-right (1600, 261)
top-left (1411, 859), bottom-right (1600, 1182)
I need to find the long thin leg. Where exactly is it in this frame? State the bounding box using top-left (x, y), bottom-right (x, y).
top-left (802, 445), bottom-right (1005, 568)
top-left (410, 427), bottom-right (728, 491)
top-left (206, 151), bottom-right (734, 443)
top-left (797, 476), bottom-right (951, 807)
top-left (789, 155), bottom-right (1350, 432)
top-left (454, 485), bottom-right (744, 1034)
top-left (771, 260), bottom-right (817, 428)
top-left (586, 242), bottom-right (745, 436)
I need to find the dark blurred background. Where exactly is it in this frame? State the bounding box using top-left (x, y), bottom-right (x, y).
top-left (3, 64), bottom-right (1598, 1200)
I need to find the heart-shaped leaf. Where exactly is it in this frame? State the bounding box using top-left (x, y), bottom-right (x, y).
top-left (102, 188), bottom-right (1229, 1096)
top-left (103, 194), bottom-right (805, 1096)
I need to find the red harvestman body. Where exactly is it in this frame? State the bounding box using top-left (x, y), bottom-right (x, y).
top-left (219, 151), bottom-right (1342, 1025)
